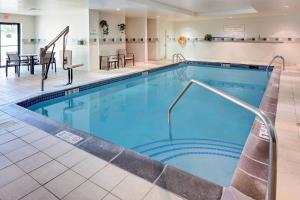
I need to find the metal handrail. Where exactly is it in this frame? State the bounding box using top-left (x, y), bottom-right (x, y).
top-left (172, 53), bottom-right (186, 63)
top-left (266, 56), bottom-right (285, 76)
top-left (40, 26), bottom-right (70, 91)
top-left (168, 79), bottom-right (277, 200)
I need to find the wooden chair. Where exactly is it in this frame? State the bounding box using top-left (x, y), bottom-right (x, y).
top-left (5, 52), bottom-right (29, 77)
top-left (118, 49), bottom-right (134, 67)
top-left (99, 55), bottom-right (119, 70)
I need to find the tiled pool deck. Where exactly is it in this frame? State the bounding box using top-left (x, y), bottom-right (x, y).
top-left (0, 61), bottom-right (299, 200)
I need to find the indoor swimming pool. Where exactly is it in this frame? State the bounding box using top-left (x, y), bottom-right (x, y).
top-left (27, 63), bottom-right (270, 186)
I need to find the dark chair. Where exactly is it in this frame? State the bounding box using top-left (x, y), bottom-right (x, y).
top-left (5, 52), bottom-right (29, 77)
top-left (118, 49), bottom-right (134, 67)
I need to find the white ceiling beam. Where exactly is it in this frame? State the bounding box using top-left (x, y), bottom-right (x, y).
top-left (129, 0), bottom-right (197, 16)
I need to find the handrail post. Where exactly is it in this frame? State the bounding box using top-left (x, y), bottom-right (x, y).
top-left (267, 55), bottom-right (285, 76)
top-left (168, 79), bottom-right (277, 200)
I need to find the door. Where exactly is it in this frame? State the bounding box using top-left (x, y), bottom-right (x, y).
top-left (0, 23), bottom-right (20, 67)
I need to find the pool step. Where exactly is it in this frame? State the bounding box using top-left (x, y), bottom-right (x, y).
top-left (132, 138), bottom-right (243, 163)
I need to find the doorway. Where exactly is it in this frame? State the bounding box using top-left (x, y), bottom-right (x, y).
top-left (0, 23), bottom-right (21, 67)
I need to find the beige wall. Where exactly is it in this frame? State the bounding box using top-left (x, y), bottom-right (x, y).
top-left (89, 10), bottom-right (126, 71)
top-left (164, 15), bottom-right (300, 66)
top-left (126, 17), bottom-right (148, 62)
top-left (147, 18), bottom-right (160, 61)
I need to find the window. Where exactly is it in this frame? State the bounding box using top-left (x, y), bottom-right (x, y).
top-left (0, 23), bottom-right (20, 67)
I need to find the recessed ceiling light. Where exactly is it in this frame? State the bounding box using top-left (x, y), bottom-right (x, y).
top-left (116, 8), bottom-right (121, 11)
top-left (28, 8), bottom-right (40, 11)
top-left (284, 5), bottom-right (289, 8)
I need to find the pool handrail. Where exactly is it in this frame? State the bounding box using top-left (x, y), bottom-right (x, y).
top-left (172, 53), bottom-right (186, 63)
top-left (168, 79), bottom-right (277, 200)
top-left (266, 55), bottom-right (285, 76)
top-left (40, 26), bottom-right (70, 91)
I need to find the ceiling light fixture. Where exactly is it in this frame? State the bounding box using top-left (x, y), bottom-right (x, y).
top-left (116, 8), bottom-right (121, 11)
top-left (28, 8), bottom-right (40, 11)
top-left (284, 5), bottom-right (289, 8)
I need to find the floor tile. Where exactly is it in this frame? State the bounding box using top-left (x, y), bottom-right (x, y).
top-left (6, 145), bottom-right (38, 163)
top-left (5, 122), bottom-right (26, 132)
top-left (0, 120), bottom-right (18, 130)
top-left (0, 129), bottom-right (8, 136)
top-left (72, 155), bottom-right (107, 178)
top-left (45, 170), bottom-right (86, 199)
top-left (0, 155), bottom-right (12, 170)
top-left (0, 133), bottom-right (17, 145)
top-left (0, 175), bottom-right (39, 200)
top-left (56, 148), bottom-right (89, 168)
top-left (21, 187), bottom-right (58, 200)
top-left (30, 160), bottom-right (67, 185)
top-left (63, 180), bottom-right (108, 200)
top-left (21, 130), bottom-right (49, 144)
top-left (103, 194), bottom-right (121, 200)
top-left (112, 174), bottom-right (153, 200)
top-left (90, 164), bottom-right (128, 191)
top-left (31, 136), bottom-right (61, 150)
top-left (0, 139), bottom-right (27, 154)
top-left (144, 186), bottom-right (185, 200)
top-left (16, 152), bottom-right (52, 173)
top-left (43, 141), bottom-right (74, 159)
top-left (0, 165), bottom-right (25, 188)
top-left (11, 126), bottom-right (38, 137)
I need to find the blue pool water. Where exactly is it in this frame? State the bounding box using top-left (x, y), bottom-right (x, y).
top-left (29, 64), bottom-right (269, 186)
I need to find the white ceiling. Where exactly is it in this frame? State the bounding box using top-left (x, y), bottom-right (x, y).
top-left (0, 0), bottom-right (299, 20)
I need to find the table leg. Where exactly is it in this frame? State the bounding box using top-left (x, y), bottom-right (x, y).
top-left (30, 56), bottom-right (34, 74)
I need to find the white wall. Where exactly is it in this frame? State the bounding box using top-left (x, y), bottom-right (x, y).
top-left (166, 15), bottom-right (300, 66)
top-left (147, 19), bottom-right (160, 61)
top-left (0, 13), bottom-right (36, 54)
top-left (89, 10), bottom-right (126, 71)
top-left (126, 17), bottom-right (148, 62)
top-left (98, 12), bottom-right (126, 56)
top-left (89, 9), bottom-right (100, 71)
top-left (35, 10), bottom-right (90, 70)
top-left (158, 19), bottom-right (174, 60)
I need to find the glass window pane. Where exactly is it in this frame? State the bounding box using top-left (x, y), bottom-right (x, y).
top-left (1, 24), bottom-right (18, 46)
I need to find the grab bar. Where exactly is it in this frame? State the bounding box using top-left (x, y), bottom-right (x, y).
top-left (266, 56), bottom-right (285, 76)
top-left (168, 79), bottom-right (277, 200)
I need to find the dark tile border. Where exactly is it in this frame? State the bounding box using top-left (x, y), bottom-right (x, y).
top-left (111, 149), bottom-right (165, 183)
top-left (231, 66), bottom-right (280, 200)
top-left (1, 61), bottom-right (277, 200)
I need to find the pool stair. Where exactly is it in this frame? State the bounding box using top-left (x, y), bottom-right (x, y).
top-left (132, 138), bottom-right (243, 163)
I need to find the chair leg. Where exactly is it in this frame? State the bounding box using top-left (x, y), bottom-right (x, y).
top-left (17, 65), bottom-right (20, 77)
top-left (54, 61), bottom-right (57, 73)
top-left (6, 66), bottom-right (8, 77)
